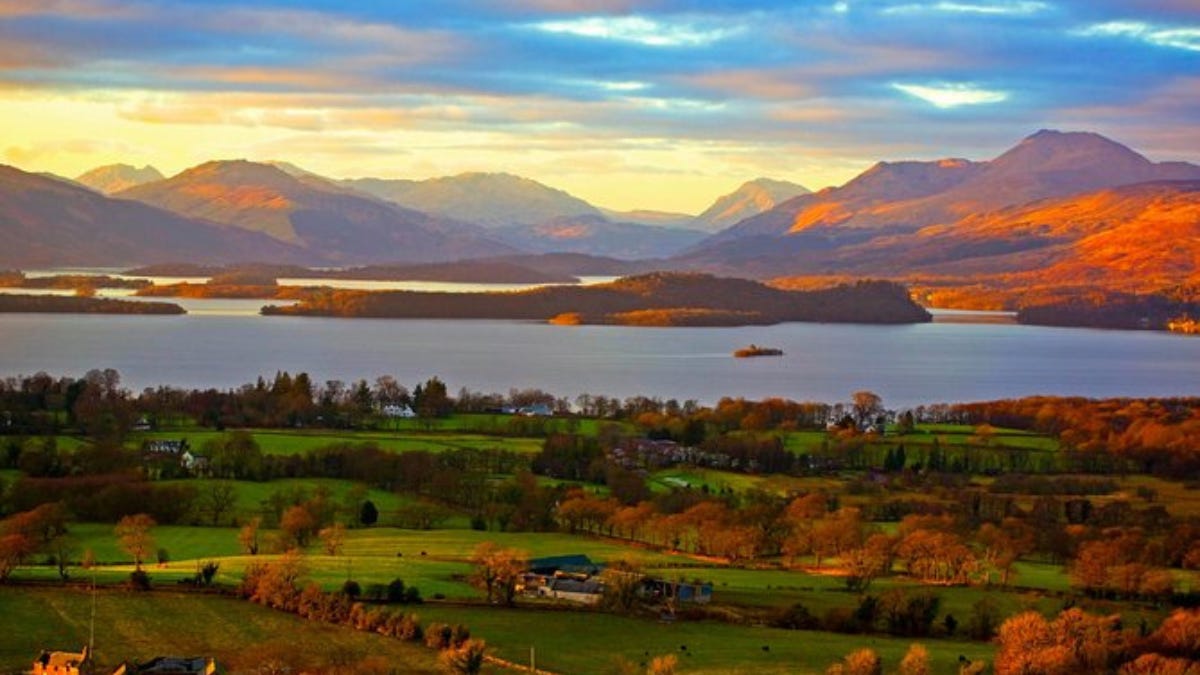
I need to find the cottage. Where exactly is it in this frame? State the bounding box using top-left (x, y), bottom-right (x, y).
top-left (538, 577), bottom-right (604, 604)
top-left (180, 451), bottom-right (210, 476)
top-left (381, 404), bottom-right (416, 418)
top-left (33, 647), bottom-right (89, 675)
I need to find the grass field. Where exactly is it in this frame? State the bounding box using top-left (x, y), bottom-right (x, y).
top-left (131, 428), bottom-right (544, 455)
top-left (415, 604), bottom-right (995, 674)
top-left (157, 477), bottom-right (425, 524)
top-left (0, 587), bottom-right (452, 674)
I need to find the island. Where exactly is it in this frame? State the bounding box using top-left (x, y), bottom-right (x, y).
top-left (734, 344), bottom-right (784, 357)
top-left (262, 272), bottom-right (932, 327)
top-left (0, 294), bottom-right (184, 314)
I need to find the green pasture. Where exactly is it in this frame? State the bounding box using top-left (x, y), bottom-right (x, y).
top-left (156, 477), bottom-right (423, 524)
top-left (415, 604), bottom-right (995, 675)
top-left (0, 587), bottom-right (448, 674)
top-left (131, 428), bottom-right (543, 455)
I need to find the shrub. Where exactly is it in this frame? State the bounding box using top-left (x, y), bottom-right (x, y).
top-left (129, 569), bottom-right (151, 591)
top-left (425, 622), bottom-right (453, 650)
top-left (342, 579), bottom-right (362, 599)
top-left (386, 578), bottom-right (406, 603)
top-left (438, 639), bottom-right (486, 674)
top-left (770, 602), bottom-right (820, 630)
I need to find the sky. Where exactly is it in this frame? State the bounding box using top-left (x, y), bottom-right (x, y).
top-left (1, 0), bottom-right (1198, 213)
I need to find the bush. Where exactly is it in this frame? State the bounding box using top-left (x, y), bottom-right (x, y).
top-left (770, 602), bottom-right (820, 630)
top-left (425, 622), bottom-right (453, 650)
top-left (386, 578), bottom-right (406, 603)
top-left (439, 638), bottom-right (486, 674)
top-left (196, 561), bottom-right (219, 586)
top-left (156, 548), bottom-right (170, 564)
top-left (365, 583), bottom-right (387, 602)
top-left (129, 569), bottom-right (151, 591)
top-left (342, 580), bottom-right (362, 599)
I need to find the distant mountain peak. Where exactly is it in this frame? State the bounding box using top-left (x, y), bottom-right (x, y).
top-left (343, 171), bottom-right (601, 228)
top-left (75, 163), bottom-right (164, 194)
top-left (691, 177), bottom-right (810, 232)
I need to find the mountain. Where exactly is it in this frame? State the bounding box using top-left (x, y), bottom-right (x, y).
top-left (691, 178), bottom-right (811, 232)
top-left (118, 160), bottom-right (514, 265)
top-left (343, 172), bottom-right (602, 228)
top-left (684, 130), bottom-right (1200, 278)
top-left (75, 163), bottom-right (164, 194)
top-left (597, 207), bottom-right (697, 229)
top-left (0, 164), bottom-right (307, 267)
top-left (491, 214), bottom-right (706, 260)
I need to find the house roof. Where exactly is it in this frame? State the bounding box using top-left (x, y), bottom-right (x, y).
top-left (549, 578), bottom-right (603, 594)
top-left (528, 554), bottom-right (601, 575)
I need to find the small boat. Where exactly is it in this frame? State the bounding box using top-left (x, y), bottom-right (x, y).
top-left (733, 344), bottom-right (784, 358)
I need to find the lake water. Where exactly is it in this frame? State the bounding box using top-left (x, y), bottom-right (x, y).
top-left (1, 308), bottom-right (1198, 407)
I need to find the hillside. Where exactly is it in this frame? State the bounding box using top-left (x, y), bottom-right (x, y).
top-left (344, 171), bottom-right (601, 228)
top-left (75, 163), bottom-right (164, 194)
top-left (0, 165), bottom-right (308, 267)
top-left (263, 272), bottom-right (931, 326)
top-left (119, 161), bottom-right (513, 265)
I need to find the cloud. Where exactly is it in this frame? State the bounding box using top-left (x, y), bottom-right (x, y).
top-left (882, 1), bottom-right (1049, 16)
top-left (892, 82), bottom-right (1009, 108)
top-left (530, 15), bottom-right (740, 47)
top-left (0, 0), bottom-right (144, 19)
top-left (1078, 20), bottom-right (1200, 52)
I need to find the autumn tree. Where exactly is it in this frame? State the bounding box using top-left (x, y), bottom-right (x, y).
top-left (995, 609), bottom-right (1131, 675)
top-left (319, 523), bottom-right (346, 556)
top-left (827, 648), bottom-right (882, 675)
top-left (898, 644), bottom-right (930, 675)
top-left (239, 516), bottom-right (261, 555)
top-left (280, 505), bottom-right (318, 549)
top-left (469, 542), bottom-right (527, 605)
top-left (115, 513), bottom-right (156, 570)
top-left (851, 391), bottom-right (883, 428)
top-left (248, 549), bottom-right (307, 611)
top-left (0, 532), bottom-right (36, 581)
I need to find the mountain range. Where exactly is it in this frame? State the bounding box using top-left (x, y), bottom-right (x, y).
top-left (3, 129), bottom-right (1198, 300)
top-left (0, 166), bottom-right (306, 267)
top-left (681, 130), bottom-right (1200, 297)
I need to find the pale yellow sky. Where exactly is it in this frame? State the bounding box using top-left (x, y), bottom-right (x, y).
top-left (0, 90), bottom-right (862, 214)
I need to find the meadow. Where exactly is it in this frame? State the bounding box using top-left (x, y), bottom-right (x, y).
top-left (0, 587), bottom-right (452, 674)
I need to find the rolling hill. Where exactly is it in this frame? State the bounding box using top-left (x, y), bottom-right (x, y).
top-left (118, 161), bottom-right (512, 265)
